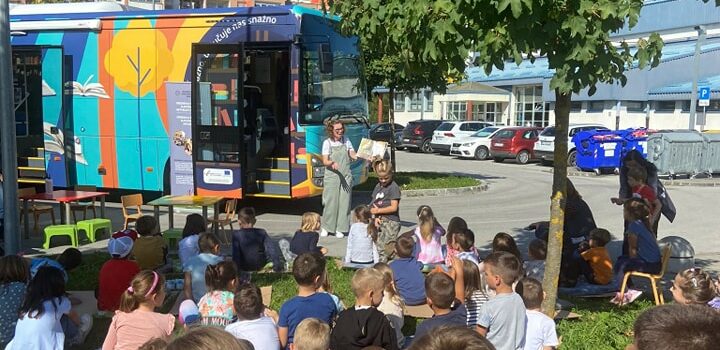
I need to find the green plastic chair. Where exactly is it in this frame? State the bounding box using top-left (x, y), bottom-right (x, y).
top-left (162, 228), bottom-right (183, 249)
top-left (43, 225), bottom-right (78, 249)
top-left (76, 218), bottom-right (112, 242)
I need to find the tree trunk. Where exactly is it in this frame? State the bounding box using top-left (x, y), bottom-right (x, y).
top-left (541, 90), bottom-right (571, 317)
top-left (388, 88), bottom-right (397, 172)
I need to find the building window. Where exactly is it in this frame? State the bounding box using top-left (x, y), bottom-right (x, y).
top-left (683, 100), bottom-right (720, 112)
top-left (514, 86), bottom-right (549, 127)
top-left (623, 101), bottom-right (645, 112)
top-left (409, 92), bottom-right (423, 112)
top-left (570, 101), bottom-right (582, 112)
top-left (425, 91), bottom-right (434, 111)
top-left (654, 101), bottom-right (676, 112)
top-left (588, 101), bottom-right (605, 112)
top-left (446, 101), bottom-right (467, 120)
top-left (394, 93), bottom-right (405, 112)
top-left (471, 103), bottom-right (485, 121)
top-left (485, 103), bottom-right (501, 124)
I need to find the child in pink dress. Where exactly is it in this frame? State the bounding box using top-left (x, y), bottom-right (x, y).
top-left (412, 205), bottom-right (445, 264)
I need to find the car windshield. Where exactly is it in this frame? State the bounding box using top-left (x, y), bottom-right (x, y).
top-left (436, 122), bottom-right (455, 131)
top-left (540, 126), bottom-right (555, 136)
top-left (471, 127), bottom-right (499, 138)
top-left (494, 129), bottom-right (516, 138)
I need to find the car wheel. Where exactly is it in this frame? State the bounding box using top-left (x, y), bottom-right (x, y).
top-left (540, 159), bottom-right (552, 166)
top-left (421, 139), bottom-right (433, 153)
top-left (516, 150), bottom-right (531, 164)
top-left (493, 157), bottom-right (504, 163)
top-left (474, 146), bottom-right (489, 160)
top-left (568, 150), bottom-right (578, 168)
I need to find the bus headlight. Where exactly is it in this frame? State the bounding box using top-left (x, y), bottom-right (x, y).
top-left (311, 156), bottom-right (325, 180)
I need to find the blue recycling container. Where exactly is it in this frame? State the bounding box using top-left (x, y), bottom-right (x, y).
top-left (620, 128), bottom-right (650, 159)
top-left (573, 130), bottom-right (625, 174)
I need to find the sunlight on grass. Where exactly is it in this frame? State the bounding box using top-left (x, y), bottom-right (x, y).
top-left (354, 171), bottom-right (478, 191)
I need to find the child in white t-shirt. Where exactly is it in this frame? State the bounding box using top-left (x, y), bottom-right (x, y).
top-left (225, 283), bottom-right (280, 350)
top-left (516, 277), bottom-right (559, 350)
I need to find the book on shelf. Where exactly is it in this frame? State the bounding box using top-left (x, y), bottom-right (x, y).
top-left (356, 138), bottom-right (388, 160)
top-left (218, 108), bottom-right (232, 126)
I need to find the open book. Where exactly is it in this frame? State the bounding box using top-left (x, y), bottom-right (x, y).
top-left (66, 75), bottom-right (110, 98)
top-left (356, 138), bottom-right (388, 160)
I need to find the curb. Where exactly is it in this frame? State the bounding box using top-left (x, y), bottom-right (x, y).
top-left (547, 169), bottom-right (720, 187)
top-left (356, 180), bottom-right (488, 198)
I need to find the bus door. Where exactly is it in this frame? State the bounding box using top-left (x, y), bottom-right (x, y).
top-left (191, 44), bottom-right (246, 198)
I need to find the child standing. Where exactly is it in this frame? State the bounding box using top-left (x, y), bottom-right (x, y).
top-left (370, 159), bottom-right (402, 263)
top-left (232, 207), bottom-right (283, 273)
top-left (225, 283), bottom-right (280, 350)
top-left (178, 214), bottom-right (206, 268)
top-left (132, 216), bottom-right (170, 272)
top-left (462, 259), bottom-right (489, 333)
top-left (388, 236), bottom-right (426, 306)
top-left (0, 256), bottom-right (29, 348)
top-left (102, 270), bottom-right (175, 350)
top-left (524, 239), bottom-right (547, 282)
top-left (198, 261), bottom-right (238, 327)
top-left (516, 277), bottom-right (559, 350)
top-left (477, 251), bottom-right (526, 350)
top-left (412, 205), bottom-right (445, 265)
top-left (7, 266), bottom-right (92, 349)
top-left (278, 253), bottom-right (338, 349)
top-left (612, 166), bottom-right (662, 236)
top-left (374, 262), bottom-right (405, 349)
top-left (611, 199), bottom-right (662, 305)
top-left (344, 205), bottom-right (379, 265)
top-left (98, 231), bottom-right (141, 312)
top-left (576, 228), bottom-right (613, 285)
top-left (413, 259), bottom-right (466, 341)
top-left (183, 233), bottom-right (224, 302)
top-left (330, 268), bottom-right (398, 350)
top-left (290, 212), bottom-right (328, 256)
top-left (670, 267), bottom-right (718, 308)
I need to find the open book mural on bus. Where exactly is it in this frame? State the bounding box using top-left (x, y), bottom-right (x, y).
top-left (65, 75), bottom-right (110, 98)
top-left (43, 122), bottom-right (89, 165)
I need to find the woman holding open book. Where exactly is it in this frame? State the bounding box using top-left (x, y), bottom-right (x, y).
top-left (320, 120), bottom-right (358, 238)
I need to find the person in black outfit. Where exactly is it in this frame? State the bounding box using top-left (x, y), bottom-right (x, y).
top-left (330, 268), bottom-right (397, 350)
top-left (232, 207), bottom-right (282, 275)
top-left (290, 212), bottom-right (328, 256)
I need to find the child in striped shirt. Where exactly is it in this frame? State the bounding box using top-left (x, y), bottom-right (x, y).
top-left (462, 259), bottom-right (489, 332)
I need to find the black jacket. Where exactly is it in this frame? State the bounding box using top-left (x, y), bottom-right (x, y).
top-left (330, 307), bottom-right (398, 350)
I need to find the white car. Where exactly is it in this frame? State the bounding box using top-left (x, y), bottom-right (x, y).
top-left (450, 126), bottom-right (503, 160)
top-left (534, 123), bottom-right (609, 166)
top-left (430, 121), bottom-right (493, 154)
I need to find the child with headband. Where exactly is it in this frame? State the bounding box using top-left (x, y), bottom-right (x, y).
top-left (102, 270), bottom-right (175, 350)
top-left (670, 267), bottom-right (720, 309)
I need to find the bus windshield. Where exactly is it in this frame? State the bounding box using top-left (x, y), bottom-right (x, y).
top-left (300, 15), bottom-right (367, 124)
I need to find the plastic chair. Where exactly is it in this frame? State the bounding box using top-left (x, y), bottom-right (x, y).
top-left (70, 185), bottom-right (97, 223)
top-left (162, 228), bottom-right (183, 249)
top-left (76, 218), bottom-right (112, 242)
top-left (18, 187), bottom-right (56, 233)
top-left (43, 224), bottom-right (78, 249)
top-left (619, 245), bottom-right (672, 306)
top-left (120, 194), bottom-right (143, 229)
top-left (207, 199), bottom-right (237, 243)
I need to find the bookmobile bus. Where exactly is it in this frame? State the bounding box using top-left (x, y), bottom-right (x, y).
top-left (10, 2), bottom-right (369, 200)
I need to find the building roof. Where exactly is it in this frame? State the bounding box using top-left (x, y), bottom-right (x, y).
top-left (614, 0), bottom-right (720, 38)
top-left (648, 75), bottom-right (720, 96)
top-left (445, 82), bottom-right (510, 95)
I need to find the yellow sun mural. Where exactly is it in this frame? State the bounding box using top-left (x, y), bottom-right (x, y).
top-left (104, 19), bottom-right (174, 97)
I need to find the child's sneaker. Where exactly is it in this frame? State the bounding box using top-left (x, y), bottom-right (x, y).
top-left (278, 239), bottom-right (296, 267)
top-left (624, 289), bottom-right (643, 304)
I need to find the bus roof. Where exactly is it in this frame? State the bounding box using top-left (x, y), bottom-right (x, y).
top-left (10, 2), bottom-right (128, 15)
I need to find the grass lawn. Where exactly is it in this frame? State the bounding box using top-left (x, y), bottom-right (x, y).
top-left (354, 171), bottom-right (479, 191)
top-left (67, 253), bottom-right (652, 350)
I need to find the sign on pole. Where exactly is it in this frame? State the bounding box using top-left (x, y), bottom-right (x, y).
top-left (699, 86), bottom-right (711, 107)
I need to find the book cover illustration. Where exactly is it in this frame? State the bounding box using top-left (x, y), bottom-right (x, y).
top-left (65, 75), bottom-right (110, 98)
top-left (356, 138), bottom-right (388, 160)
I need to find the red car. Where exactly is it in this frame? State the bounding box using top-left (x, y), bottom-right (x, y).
top-left (490, 126), bottom-right (543, 164)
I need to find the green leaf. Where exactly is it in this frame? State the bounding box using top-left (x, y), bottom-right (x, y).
top-left (510, 0), bottom-right (523, 18)
top-left (497, 0), bottom-right (511, 13)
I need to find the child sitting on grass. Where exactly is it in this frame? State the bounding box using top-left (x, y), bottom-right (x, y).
top-left (291, 212), bottom-right (328, 256)
top-left (452, 229), bottom-right (479, 264)
top-left (278, 253), bottom-right (338, 349)
top-left (516, 277), bottom-right (558, 350)
top-left (30, 247), bottom-right (82, 283)
top-left (492, 232), bottom-right (524, 264)
top-left (344, 205), bottom-right (379, 265)
top-left (524, 239), bottom-right (547, 281)
top-left (225, 282), bottom-right (280, 350)
top-left (413, 256), bottom-right (466, 341)
top-left (628, 304), bottom-right (720, 350)
top-left (232, 207), bottom-right (282, 274)
top-left (670, 267), bottom-right (719, 308)
top-left (291, 318), bottom-right (330, 350)
top-left (389, 235), bottom-right (426, 306)
top-left (331, 267), bottom-right (398, 350)
top-left (445, 216), bottom-right (470, 265)
top-left (318, 265), bottom-right (345, 313)
top-left (98, 230), bottom-right (141, 312)
top-left (478, 251), bottom-right (526, 350)
top-left (183, 233), bottom-right (224, 302)
top-left (0, 256), bottom-right (28, 348)
top-left (178, 214), bottom-right (207, 268)
top-left (198, 261), bottom-right (238, 327)
top-left (462, 259), bottom-right (489, 333)
top-left (374, 262), bottom-right (406, 348)
top-left (408, 325), bottom-right (495, 350)
top-left (132, 215), bottom-right (170, 272)
top-left (412, 205), bottom-right (446, 265)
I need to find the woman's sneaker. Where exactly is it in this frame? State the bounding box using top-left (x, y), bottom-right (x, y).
top-left (335, 231), bottom-right (345, 239)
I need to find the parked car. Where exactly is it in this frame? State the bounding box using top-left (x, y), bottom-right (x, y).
top-left (401, 119), bottom-right (444, 153)
top-left (534, 124), bottom-right (609, 166)
top-left (490, 126), bottom-right (543, 164)
top-left (369, 123), bottom-right (405, 143)
top-left (450, 126), bottom-right (503, 160)
top-left (430, 121), bottom-right (493, 154)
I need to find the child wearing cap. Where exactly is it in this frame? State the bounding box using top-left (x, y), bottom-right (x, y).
top-left (97, 230), bottom-right (141, 312)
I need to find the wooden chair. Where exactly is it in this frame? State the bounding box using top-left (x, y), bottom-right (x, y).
top-left (18, 187), bottom-right (56, 233)
top-left (207, 199), bottom-right (237, 243)
top-left (70, 185), bottom-right (97, 223)
top-left (120, 194), bottom-right (144, 229)
top-left (619, 245), bottom-right (672, 306)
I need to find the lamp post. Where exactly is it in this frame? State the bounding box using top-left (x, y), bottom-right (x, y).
top-left (688, 25), bottom-right (706, 130)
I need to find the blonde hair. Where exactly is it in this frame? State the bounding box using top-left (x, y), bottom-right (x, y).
top-left (417, 205), bottom-right (438, 242)
top-left (372, 159), bottom-right (393, 177)
top-left (300, 212), bottom-right (321, 232)
top-left (373, 262), bottom-right (405, 308)
top-left (351, 267), bottom-right (385, 298)
top-left (293, 318), bottom-right (330, 350)
top-left (166, 327), bottom-right (253, 350)
top-left (119, 270), bottom-right (165, 313)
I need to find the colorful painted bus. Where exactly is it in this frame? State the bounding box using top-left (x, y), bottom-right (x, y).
top-left (10, 3), bottom-right (369, 199)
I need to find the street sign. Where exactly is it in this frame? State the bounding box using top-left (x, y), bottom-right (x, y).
top-left (699, 86), bottom-right (711, 107)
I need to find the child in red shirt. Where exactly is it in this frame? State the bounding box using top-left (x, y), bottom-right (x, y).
top-left (97, 230), bottom-right (141, 312)
top-left (612, 167), bottom-right (661, 234)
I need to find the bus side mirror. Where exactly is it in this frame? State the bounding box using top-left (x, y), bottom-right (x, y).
top-left (319, 43), bottom-right (333, 74)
